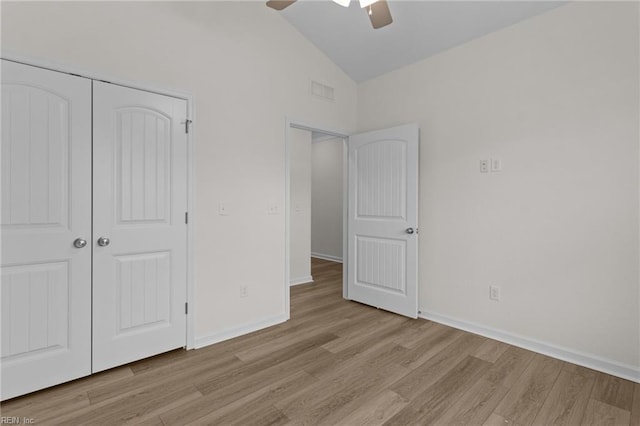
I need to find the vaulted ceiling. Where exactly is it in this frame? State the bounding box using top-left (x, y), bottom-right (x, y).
top-left (278, 0), bottom-right (567, 82)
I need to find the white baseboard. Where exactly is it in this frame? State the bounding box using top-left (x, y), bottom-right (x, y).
top-left (311, 253), bottom-right (343, 263)
top-left (419, 309), bottom-right (640, 384)
top-left (290, 275), bottom-right (314, 286)
top-left (194, 314), bottom-right (288, 349)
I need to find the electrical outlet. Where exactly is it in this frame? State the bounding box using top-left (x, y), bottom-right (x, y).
top-left (489, 285), bottom-right (501, 301)
top-left (480, 160), bottom-right (489, 173)
top-left (240, 285), bottom-right (248, 298)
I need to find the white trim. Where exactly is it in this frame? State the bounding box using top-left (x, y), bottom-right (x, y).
top-left (193, 314), bottom-right (288, 349)
top-left (2, 52), bottom-right (197, 351)
top-left (420, 309), bottom-right (640, 384)
top-left (290, 276), bottom-right (314, 286)
top-left (1, 50), bottom-right (190, 101)
top-left (284, 118), bottom-right (292, 320)
top-left (311, 253), bottom-right (343, 263)
top-left (185, 95), bottom-right (197, 350)
top-left (288, 118), bottom-right (348, 139)
top-left (284, 117), bottom-right (349, 320)
top-left (342, 139), bottom-right (349, 300)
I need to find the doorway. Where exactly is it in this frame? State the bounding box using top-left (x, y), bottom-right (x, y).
top-left (285, 120), bottom-right (420, 320)
top-left (285, 120), bottom-right (348, 318)
top-left (310, 132), bottom-right (345, 265)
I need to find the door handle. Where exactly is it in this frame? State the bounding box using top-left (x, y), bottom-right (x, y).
top-left (406, 227), bottom-right (415, 234)
top-left (73, 238), bottom-right (87, 248)
top-left (97, 237), bottom-right (110, 247)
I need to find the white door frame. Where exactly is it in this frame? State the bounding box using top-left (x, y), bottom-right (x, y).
top-left (0, 51), bottom-right (197, 349)
top-left (284, 117), bottom-right (350, 319)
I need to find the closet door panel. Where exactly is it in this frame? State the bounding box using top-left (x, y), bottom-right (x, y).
top-left (92, 81), bottom-right (187, 372)
top-left (0, 60), bottom-right (92, 400)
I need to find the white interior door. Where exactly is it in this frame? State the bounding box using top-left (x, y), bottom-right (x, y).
top-left (92, 82), bottom-right (188, 372)
top-left (347, 124), bottom-right (419, 318)
top-left (1, 60), bottom-right (92, 399)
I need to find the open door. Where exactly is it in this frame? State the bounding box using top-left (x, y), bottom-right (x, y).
top-left (347, 124), bottom-right (419, 318)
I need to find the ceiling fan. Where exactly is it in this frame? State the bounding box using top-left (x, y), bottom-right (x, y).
top-left (266, 0), bottom-right (393, 29)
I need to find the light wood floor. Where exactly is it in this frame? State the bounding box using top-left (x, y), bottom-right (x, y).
top-left (2, 258), bottom-right (639, 425)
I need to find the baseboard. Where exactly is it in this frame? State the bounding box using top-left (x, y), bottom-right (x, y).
top-left (194, 314), bottom-right (288, 349)
top-left (419, 309), bottom-right (640, 384)
top-left (290, 275), bottom-right (314, 286)
top-left (311, 252), bottom-right (343, 263)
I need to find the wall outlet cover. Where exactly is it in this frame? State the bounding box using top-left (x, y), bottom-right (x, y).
top-left (489, 285), bottom-right (501, 301)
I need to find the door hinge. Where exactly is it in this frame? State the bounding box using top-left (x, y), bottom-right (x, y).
top-left (185, 302), bottom-right (188, 315)
top-left (185, 211), bottom-right (188, 224)
top-left (184, 119), bottom-right (192, 134)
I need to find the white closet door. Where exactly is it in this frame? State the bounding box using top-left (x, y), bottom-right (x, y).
top-left (92, 81), bottom-right (188, 372)
top-left (347, 124), bottom-right (419, 318)
top-left (1, 60), bottom-right (92, 400)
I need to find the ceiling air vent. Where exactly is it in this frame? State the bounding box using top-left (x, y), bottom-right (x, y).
top-left (310, 80), bottom-right (335, 102)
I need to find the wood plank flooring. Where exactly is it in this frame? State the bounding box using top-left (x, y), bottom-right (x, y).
top-left (2, 257), bottom-right (639, 425)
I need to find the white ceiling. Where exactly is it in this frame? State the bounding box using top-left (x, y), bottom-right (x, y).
top-left (280, 0), bottom-right (567, 82)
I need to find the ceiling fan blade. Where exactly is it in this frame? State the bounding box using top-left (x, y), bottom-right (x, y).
top-left (367, 0), bottom-right (393, 29)
top-left (266, 0), bottom-right (297, 11)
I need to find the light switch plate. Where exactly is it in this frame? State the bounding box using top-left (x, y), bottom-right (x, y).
top-left (219, 203), bottom-right (230, 216)
top-left (268, 203), bottom-right (279, 215)
top-left (491, 158), bottom-right (502, 172)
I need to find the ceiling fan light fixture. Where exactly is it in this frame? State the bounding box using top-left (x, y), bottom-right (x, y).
top-left (266, 0), bottom-right (392, 30)
top-left (359, 0), bottom-right (378, 8)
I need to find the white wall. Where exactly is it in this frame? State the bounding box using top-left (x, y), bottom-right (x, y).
top-left (289, 128), bottom-right (312, 285)
top-left (1, 1), bottom-right (358, 345)
top-left (4, 0), bottom-right (638, 381)
top-left (358, 2), bottom-right (639, 376)
top-left (311, 137), bottom-right (344, 262)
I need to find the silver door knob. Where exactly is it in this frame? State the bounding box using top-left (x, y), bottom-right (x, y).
top-left (73, 238), bottom-right (87, 248)
top-left (406, 228), bottom-right (415, 234)
top-left (97, 237), bottom-right (110, 247)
